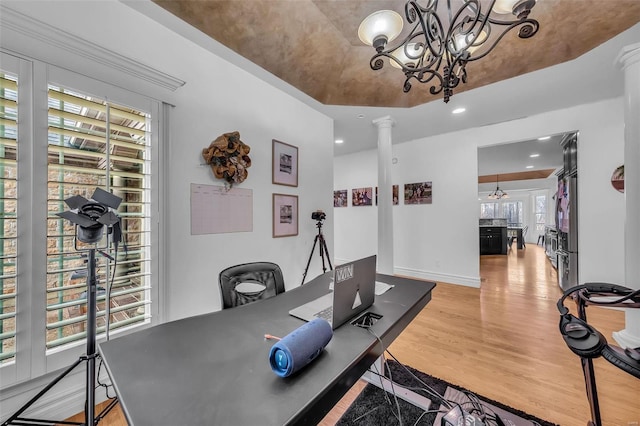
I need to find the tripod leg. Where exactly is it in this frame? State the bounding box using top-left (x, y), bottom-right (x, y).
top-left (301, 235), bottom-right (319, 285)
top-left (2, 358), bottom-right (84, 425)
top-left (318, 236), bottom-right (327, 273)
top-left (319, 235), bottom-right (333, 271)
top-left (95, 397), bottom-right (119, 423)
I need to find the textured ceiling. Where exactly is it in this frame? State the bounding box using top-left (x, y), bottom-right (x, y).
top-left (152, 0), bottom-right (640, 108)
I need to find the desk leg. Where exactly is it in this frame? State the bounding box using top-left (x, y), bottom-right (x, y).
top-left (362, 356), bottom-right (433, 411)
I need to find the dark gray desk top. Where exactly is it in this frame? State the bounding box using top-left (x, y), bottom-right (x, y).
top-left (99, 273), bottom-right (435, 426)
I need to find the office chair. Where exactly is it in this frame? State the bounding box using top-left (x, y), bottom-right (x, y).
top-left (218, 262), bottom-right (285, 309)
top-left (557, 283), bottom-right (640, 426)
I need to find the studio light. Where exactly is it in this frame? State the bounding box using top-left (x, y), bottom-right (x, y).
top-left (488, 174), bottom-right (509, 199)
top-left (5, 187), bottom-right (123, 426)
top-left (57, 187), bottom-right (122, 244)
top-left (358, 0), bottom-right (539, 103)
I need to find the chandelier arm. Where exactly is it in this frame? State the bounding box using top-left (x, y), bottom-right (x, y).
top-left (411, 2), bottom-right (447, 61)
top-left (403, 71), bottom-right (445, 96)
top-left (369, 18), bottom-right (439, 74)
top-left (465, 19), bottom-right (539, 62)
top-left (368, 47), bottom-right (443, 89)
top-left (405, 0), bottom-right (431, 24)
top-left (446, 1), bottom-right (492, 56)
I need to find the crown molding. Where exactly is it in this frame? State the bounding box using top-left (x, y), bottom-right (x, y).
top-left (0, 5), bottom-right (185, 92)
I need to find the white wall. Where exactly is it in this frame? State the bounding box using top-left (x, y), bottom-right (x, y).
top-left (335, 132), bottom-right (480, 287)
top-left (334, 98), bottom-right (626, 288)
top-left (333, 149), bottom-right (379, 263)
top-left (0, 0), bottom-right (334, 419)
top-left (164, 42), bottom-right (334, 320)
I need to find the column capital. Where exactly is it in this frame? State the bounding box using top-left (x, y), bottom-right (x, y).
top-left (372, 115), bottom-right (395, 128)
top-left (616, 42), bottom-right (640, 70)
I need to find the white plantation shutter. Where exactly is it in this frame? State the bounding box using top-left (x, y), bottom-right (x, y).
top-left (0, 72), bottom-right (18, 364)
top-left (46, 85), bottom-right (152, 349)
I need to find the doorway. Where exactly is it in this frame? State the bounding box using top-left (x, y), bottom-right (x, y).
top-left (477, 132), bottom-right (577, 284)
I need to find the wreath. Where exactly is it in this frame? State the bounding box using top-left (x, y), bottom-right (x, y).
top-left (202, 131), bottom-right (251, 187)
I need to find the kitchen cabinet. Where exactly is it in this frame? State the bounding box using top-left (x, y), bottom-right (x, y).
top-left (480, 226), bottom-right (507, 255)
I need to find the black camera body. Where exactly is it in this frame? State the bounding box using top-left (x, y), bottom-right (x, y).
top-left (311, 210), bottom-right (326, 221)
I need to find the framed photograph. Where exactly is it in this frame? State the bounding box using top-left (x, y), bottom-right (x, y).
top-left (404, 182), bottom-right (432, 205)
top-left (352, 187), bottom-right (373, 206)
top-left (272, 139), bottom-right (298, 187)
top-left (273, 193), bottom-right (298, 237)
top-left (333, 189), bottom-right (348, 207)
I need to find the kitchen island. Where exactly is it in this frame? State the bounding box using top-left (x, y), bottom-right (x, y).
top-left (479, 218), bottom-right (507, 255)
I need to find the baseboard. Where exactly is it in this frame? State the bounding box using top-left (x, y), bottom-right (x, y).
top-left (393, 267), bottom-right (481, 288)
top-left (333, 258), bottom-right (481, 288)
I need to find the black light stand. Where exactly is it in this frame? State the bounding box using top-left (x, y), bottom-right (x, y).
top-left (301, 212), bottom-right (333, 285)
top-left (3, 188), bottom-right (122, 426)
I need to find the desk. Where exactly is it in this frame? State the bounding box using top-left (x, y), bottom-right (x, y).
top-left (99, 273), bottom-right (435, 426)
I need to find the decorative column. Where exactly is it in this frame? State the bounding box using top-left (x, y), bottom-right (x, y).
top-left (613, 42), bottom-right (640, 349)
top-left (373, 116), bottom-right (395, 275)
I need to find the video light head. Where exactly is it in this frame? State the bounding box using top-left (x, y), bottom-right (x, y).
top-left (56, 187), bottom-right (122, 244)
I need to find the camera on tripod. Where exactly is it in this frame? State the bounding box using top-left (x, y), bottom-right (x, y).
top-left (311, 210), bottom-right (326, 221)
top-left (302, 210), bottom-right (332, 285)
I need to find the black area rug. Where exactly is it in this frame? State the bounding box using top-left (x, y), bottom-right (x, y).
top-left (337, 360), bottom-right (559, 426)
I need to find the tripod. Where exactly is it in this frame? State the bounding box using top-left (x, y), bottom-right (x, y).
top-left (301, 219), bottom-right (333, 285)
top-left (3, 245), bottom-right (118, 426)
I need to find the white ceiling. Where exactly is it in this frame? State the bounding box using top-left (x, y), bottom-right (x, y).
top-left (477, 133), bottom-right (566, 194)
top-left (477, 133), bottom-right (565, 176)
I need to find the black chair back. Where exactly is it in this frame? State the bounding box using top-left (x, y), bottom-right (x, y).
top-left (218, 262), bottom-right (285, 309)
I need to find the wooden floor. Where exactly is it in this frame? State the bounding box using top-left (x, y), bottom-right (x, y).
top-left (70, 245), bottom-right (640, 425)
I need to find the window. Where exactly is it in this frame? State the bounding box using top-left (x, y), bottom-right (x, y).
top-left (0, 55), bottom-right (162, 387)
top-left (501, 201), bottom-right (523, 227)
top-left (0, 70), bottom-right (18, 365)
top-left (480, 200), bottom-right (523, 226)
top-left (480, 202), bottom-right (499, 219)
top-left (46, 85), bottom-right (151, 350)
top-left (534, 195), bottom-right (546, 232)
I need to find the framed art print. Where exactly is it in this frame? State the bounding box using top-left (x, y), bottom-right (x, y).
top-left (404, 182), bottom-right (432, 205)
top-left (352, 187), bottom-right (373, 206)
top-left (273, 193), bottom-right (298, 237)
top-left (334, 189), bottom-right (348, 207)
top-left (272, 139), bottom-right (298, 187)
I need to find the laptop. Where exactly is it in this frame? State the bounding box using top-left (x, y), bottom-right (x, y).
top-left (289, 255), bottom-right (376, 330)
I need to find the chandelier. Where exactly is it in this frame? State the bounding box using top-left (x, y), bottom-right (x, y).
top-left (488, 174), bottom-right (509, 199)
top-left (357, 0), bottom-right (539, 103)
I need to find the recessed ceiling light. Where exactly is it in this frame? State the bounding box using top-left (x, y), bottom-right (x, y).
top-left (530, 153), bottom-right (540, 158)
top-left (357, 114), bottom-right (365, 119)
top-left (335, 139), bottom-right (344, 144)
top-left (526, 165), bottom-right (534, 169)
top-left (538, 136), bottom-right (551, 141)
top-left (452, 107), bottom-right (466, 114)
